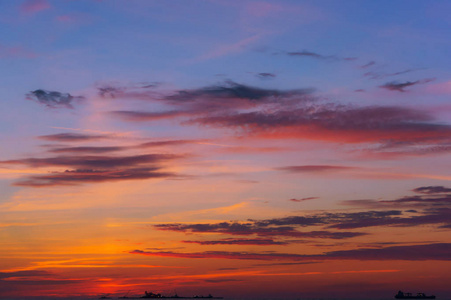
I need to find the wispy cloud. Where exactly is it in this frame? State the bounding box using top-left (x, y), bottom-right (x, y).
top-left (1, 153), bottom-right (185, 187)
top-left (130, 243), bottom-right (451, 261)
top-left (38, 132), bottom-right (110, 142)
top-left (20, 0), bottom-right (51, 15)
top-left (183, 238), bottom-right (288, 246)
top-left (276, 165), bottom-right (355, 173)
top-left (289, 197), bottom-right (319, 202)
top-left (379, 78), bottom-right (434, 92)
top-left (286, 50), bottom-right (356, 62)
top-left (0, 44), bottom-right (36, 59)
top-left (154, 221), bottom-right (366, 240)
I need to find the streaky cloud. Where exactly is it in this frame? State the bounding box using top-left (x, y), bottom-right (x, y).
top-left (0, 153), bottom-right (182, 168)
top-left (37, 133), bottom-right (110, 142)
top-left (14, 168), bottom-right (177, 187)
top-left (287, 50), bottom-right (356, 61)
top-left (183, 238), bottom-right (289, 246)
top-left (277, 165), bottom-right (355, 173)
top-left (379, 78), bottom-right (434, 92)
top-left (130, 243), bottom-right (451, 261)
top-left (49, 146), bottom-right (125, 154)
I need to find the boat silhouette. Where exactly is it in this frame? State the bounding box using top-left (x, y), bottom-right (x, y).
top-left (140, 291), bottom-right (223, 299)
top-left (395, 291), bottom-right (436, 299)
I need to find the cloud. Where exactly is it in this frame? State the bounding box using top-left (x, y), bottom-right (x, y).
top-left (49, 146), bottom-right (125, 154)
top-left (256, 72), bottom-right (276, 79)
top-left (191, 104), bottom-right (451, 147)
top-left (20, 0), bottom-right (50, 14)
top-left (37, 133), bottom-right (110, 142)
top-left (360, 61), bottom-right (376, 69)
top-left (0, 44), bottom-right (36, 59)
top-left (163, 81), bottom-right (312, 105)
top-left (183, 238), bottom-right (289, 246)
top-left (26, 89), bottom-right (84, 108)
top-left (0, 270), bottom-right (51, 279)
top-left (413, 186), bottom-right (451, 194)
top-left (1, 153), bottom-right (181, 169)
top-left (363, 68), bottom-right (424, 80)
top-left (102, 81), bottom-right (313, 108)
top-left (379, 78), bottom-right (434, 92)
top-left (102, 80), bottom-right (451, 155)
top-left (327, 208), bottom-right (451, 229)
top-left (286, 50), bottom-right (356, 61)
top-left (380, 196), bottom-right (451, 205)
top-left (111, 110), bottom-right (191, 122)
top-left (1, 153), bottom-right (185, 187)
top-left (138, 139), bottom-right (204, 148)
top-left (289, 197), bottom-right (319, 202)
top-left (277, 165), bottom-right (355, 173)
top-left (154, 204), bottom-right (451, 235)
top-left (14, 168), bottom-right (177, 187)
top-left (154, 221), bottom-right (366, 240)
top-left (130, 243), bottom-right (451, 261)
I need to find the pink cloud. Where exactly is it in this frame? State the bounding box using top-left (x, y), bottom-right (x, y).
top-left (244, 2), bottom-right (284, 17)
top-left (0, 45), bottom-right (36, 59)
top-left (20, 0), bottom-right (51, 14)
top-left (425, 80), bottom-right (451, 95)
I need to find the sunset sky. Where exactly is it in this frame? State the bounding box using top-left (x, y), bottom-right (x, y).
top-left (1, 0), bottom-right (450, 299)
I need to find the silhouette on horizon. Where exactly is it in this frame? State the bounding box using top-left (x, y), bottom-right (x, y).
top-left (395, 290), bottom-right (436, 299)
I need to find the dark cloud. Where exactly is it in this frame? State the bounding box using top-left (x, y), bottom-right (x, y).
top-left (164, 81), bottom-right (311, 104)
top-left (256, 72), bottom-right (276, 79)
top-left (277, 165), bottom-right (355, 173)
top-left (14, 168), bottom-right (177, 187)
top-left (98, 85), bottom-right (125, 98)
top-left (364, 68), bottom-right (424, 80)
top-left (0, 270), bottom-right (51, 279)
top-left (155, 204), bottom-right (450, 237)
top-left (46, 139), bottom-right (202, 154)
top-left (413, 186), bottom-right (451, 194)
top-left (1, 153), bottom-right (185, 187)
top-left (26, 89), bottom-right (84, 108)
top-left (139, 139), bottom-right (204, 148)
top-left (49, 146), bottom-right (124, 154)
top-left (379, 195), bottom-right (451, 206)
top-left (253, 211), bottom-right (402, 228)
top-left (1, 153), bottom-right (181, 169)
top-left (289, 197), bottom-right (319, 202)
top-left (379, 78), bottom-right (434, 92)
top-left (130, 249), bottom-right (313, 261)
top-left (111, 110), bottom-right (190, 122)
top-left (130, 243), bottom-right (451, 261)
top-left (97, 82), bottom-right (160, 98)
top-left (327, 208), bottom-right (451, 229)
top-left (360, 61), bottom-right (376, 69)
top-left (287, 50), bottom-right (356, 61)
top-left (38, 133), bottom-right (109, 142)
top-left (252, 262), bottom-right (319, 266)
top-left (204, 279), bottom-right (243, 283)
top-left (154, 221), bottom-right (366, 240)
top-left (105, 81), bottom-right (315, 123)
top-left (183, 238), bottom-right (288, 246)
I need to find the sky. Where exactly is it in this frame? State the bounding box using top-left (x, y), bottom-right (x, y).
top-left (0, 0), bottom-right (450, 299)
